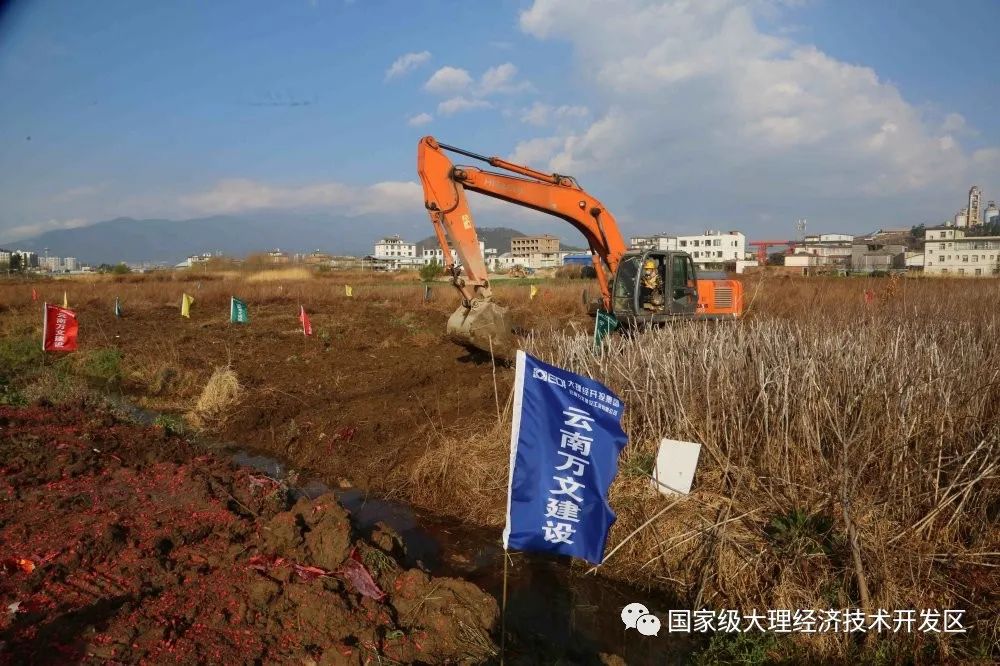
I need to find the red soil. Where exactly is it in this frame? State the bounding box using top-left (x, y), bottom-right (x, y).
top-left (0, 404), bottom-right (497, 664)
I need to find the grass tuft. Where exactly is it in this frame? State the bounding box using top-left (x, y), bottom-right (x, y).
top-left (189, 366), bottom-right (242, 426)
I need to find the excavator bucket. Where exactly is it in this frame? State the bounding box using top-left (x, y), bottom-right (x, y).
top-left (446, 298), bottom-right (514, 357)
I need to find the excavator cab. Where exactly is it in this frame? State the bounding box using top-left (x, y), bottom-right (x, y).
top-left (611, 250), bottom-right (698, 323)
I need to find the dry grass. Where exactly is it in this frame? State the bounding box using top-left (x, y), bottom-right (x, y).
top-left (3, 269), bottom-right (997, 659)
top-left (409, 276), bottom-right (1000, 661)
top-left (189, 366), bottom-right (243, 426)
top-left (246, 267), bottom-right (313, 282)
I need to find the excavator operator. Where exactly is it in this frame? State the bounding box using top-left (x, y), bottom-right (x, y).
top-left (641, 258), bottom-right (664, 312)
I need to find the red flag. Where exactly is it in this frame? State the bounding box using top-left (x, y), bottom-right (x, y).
top-left (42, 303), bottom-right (78, 352)
top-left (299, 305), bottom-right (312, 336)
top-left (31, 288), bottom-right (37, 302)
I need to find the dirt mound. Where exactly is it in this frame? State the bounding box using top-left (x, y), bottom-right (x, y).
top-left (0, 405), bottom-right (498, 664)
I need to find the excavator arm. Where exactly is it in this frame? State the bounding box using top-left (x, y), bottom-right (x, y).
top-left (418, 137), bottom-right (627, 352)
top-left (417, 136), bottom-right (741, 354)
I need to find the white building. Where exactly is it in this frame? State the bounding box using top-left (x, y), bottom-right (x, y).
top-left (508, 235), bottom-right (563, 269)
top-left (41, 256), bottom-right (62, 271)
top-left (491, 253), bottom-right (520, 271)
top-left (0, 249), bottom-right (11, 265)
top-left (804, 233), bottom-right (853, 243)
top-left (784, 254), bottom-right (820, 269)
top-left (985, 201), bottom-right (999, 226)
top-left (924, 227), bottom-right (1000, 276)
top-left (63, 257), bottom-right (78, 271)
top-left (678, 231), bottom-right (745, 264)
top-left (421, 242), bottom-right (486, 266)
top-left (632, 231), bottom-right (746, 266)
top-left (373, 235), bottom-right (421, 270)
top-left (786, 233), bottom-right (854, 268)
top-left (629, 235), bottom-right (677, 251)
top-left (176, 253), bottom-right (214, 269)
top-left (954, 207), bottom-right (969, 228)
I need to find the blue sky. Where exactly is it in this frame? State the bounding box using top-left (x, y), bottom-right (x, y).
top-left (2, 0), bottom-right (999, 245)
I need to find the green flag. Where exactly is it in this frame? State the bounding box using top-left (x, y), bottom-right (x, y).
top-left (114, 297), bottom-right (122, 318)
top-left (593, 310), bottom-right (618, 353)
top-left (230, 297), bottom-right (249, 324)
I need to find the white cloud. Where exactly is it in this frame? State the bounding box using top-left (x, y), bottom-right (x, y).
top-left (1, 218), bottom-right (90, 243)
top-left (478, 63), bottom-right (532, 95)
top-left (424, 66), bottom-right (472, 94)
top-left (515, 0), bottom-right (1000, 233)
top-left (385, 51), bottom-right (431, 80)
top-left (941, 112), bottom-right (966, 133)
top-left (53, 184), bottom-right (104, 201)
top-left (421, 63), bottom-right (531, 119)
top-left (179, 178), bottom-right (421, 216)
top-left (508, 136), bottom-right (566, 165)
top-left (520, 102), bottom-right (589, 126)
top-left (407, 112), bottom-right (433, 126)
top-left (437, 96), bottom-right (492, 116)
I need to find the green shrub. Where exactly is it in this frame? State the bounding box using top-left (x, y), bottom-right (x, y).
top-left (0, 335), bottom-right (43, 380)
top-left (82, 348), bottom-right (123, 386)
top-left (693, 631), bottom-right (785, 666)
top-left (765, 509), bottom-right (836, 557)
top-left (153, 413), bottom-right (184, 435)
top-left (420, 259), bottom-right (444, 282)
top-left (0, 382), bottom-right (27, 406)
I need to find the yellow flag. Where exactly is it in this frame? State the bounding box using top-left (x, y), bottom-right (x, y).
top-left (345, 285), bottom-right (353, 297)
top-left (529, 285), bottom-right (538, 300)
top-left (181, 293), bottom-right (194, 318)
top-left (62, 292), bottom-right (68, 308)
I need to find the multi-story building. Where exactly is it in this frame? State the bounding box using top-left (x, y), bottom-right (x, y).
top-left (41, 256), bottom-right (62, 271)
top-left (850, 241), bottom-right (906, 272)
top-left (985, 201), bottom-right (999, 226)
top-left (373, 235), bottom-right (420, 270)
top-left (511, 235), bottom-right (559, 256)
top-left (785, 233), bottom-right (854, 269)
top-left (63, 257), bottom-right (78, 271)
top-left (629, 235), bottom-right (677, 251)
top-left (968, 186), bottom-right (982, 227)
top-left (422, 242), bottom-right (486, 266)
top-left (923, 226), bottom-right (1000, 276)
top-left (11, 251), bottom-right (39, 268)
top-left (511, 234), bottom-right (562, 269)
top-left (301, 251), bottom-right (333, 265)
top-left (0, 249), bottom-right (12, 266)
top-left (677, 231), bottom-right (745, 265)
top-left (631, 230), bottom-right (746, 267)
top-left (807, 233), bottom-right (854, 243)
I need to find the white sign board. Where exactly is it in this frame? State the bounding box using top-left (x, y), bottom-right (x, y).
top-left (650, 438), bottom-right (702, 497)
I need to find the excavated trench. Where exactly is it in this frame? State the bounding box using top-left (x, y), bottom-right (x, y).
top-left (231, 448), bottom-right (695, 665)
top-left (98, 397), bottom-right (696, 663)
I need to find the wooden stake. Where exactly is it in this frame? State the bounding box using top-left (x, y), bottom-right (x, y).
top-left (500, 549), bottom-right (509, 664)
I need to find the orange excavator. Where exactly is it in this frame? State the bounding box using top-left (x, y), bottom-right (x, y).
top-left (417, 136), bottom-right (743, 353)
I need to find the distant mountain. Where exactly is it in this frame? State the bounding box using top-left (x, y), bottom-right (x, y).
top-left (9, 213), bottom-right (425, 265)
top-left (415, 227), bottom-right (526, 255)
top-left (5, 214), bottom-right (581, 265)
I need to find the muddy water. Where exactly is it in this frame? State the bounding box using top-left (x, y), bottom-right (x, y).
top-left (231, 449), bottom-right (696, 665)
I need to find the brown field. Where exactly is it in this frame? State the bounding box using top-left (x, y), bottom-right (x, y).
top-left (2, 269), bottom-right (998, 662)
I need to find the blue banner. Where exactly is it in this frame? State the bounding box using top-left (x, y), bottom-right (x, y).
top-left (503, 351), bottom-right (628, 564)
